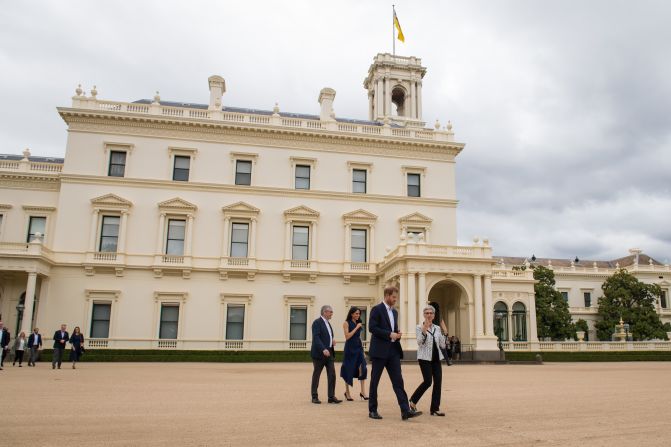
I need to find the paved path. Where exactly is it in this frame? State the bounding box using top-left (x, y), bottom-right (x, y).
top-left (2, 362), bottom-right (670, 446)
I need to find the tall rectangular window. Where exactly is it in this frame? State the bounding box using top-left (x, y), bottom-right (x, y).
top-left (351, 229), bottom-right (367, 262)
top-left (661, 291), bottom-right (668, 309)
top-left (292, 225), bottom-right (309, 260)
top-left (90, 303), bottom-right (111, 338)
top-left (353, 169), bottom-right (367, 193)
top-left (289, 306), bottom-right (307, 340)
top-left (407, 173), bottom-right (421, 197)
top-left (173, 155), bottom-right (190, 181)
top-left (27, 216), bottom-right (46, 242)
top-left (159, 304), bottom-right (179, 339)
top-left (99, 216), bottom-right (120, 252)
top-left (235, 160), bottom-right (252, 185)
top-left (226, 304), bottom-right (245, 340)
top-left (230, 222), bottom-right (249, 257)
top-left (295, 165), bottom-right (310, 190)
top-left (108, 151), bottom-right (126, 177)
top-left (166, 219), bottom-right (186, 255)
top-left (561, 291), bottom-right (569, 302)
top-left (583, 292), bottom-right (592, 308)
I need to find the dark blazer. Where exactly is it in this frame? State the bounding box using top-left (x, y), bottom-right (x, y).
top-left (368, 302), bottom-right (403, 360)
top-left (28, 333), bottom-right (42, 348)
top-left (0, 328), bottom-right (9, 349)
top-left (310, 317), bottom-right (335, 360)
top-left (53, 330), bottom-right (69, 349)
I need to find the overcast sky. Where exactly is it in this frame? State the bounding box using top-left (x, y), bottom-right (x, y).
top-left (1, 0), bottom-right (670, 262)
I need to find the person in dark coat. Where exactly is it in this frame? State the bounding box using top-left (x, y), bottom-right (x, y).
top-left (69, 326), bottom-right (84, 369)
top-left (52, 324), bottom-right (69, 369)
top-left (0, 321), bottom-right (10, 370)
top-left (27, 327), bottom-right (42, 367)
top-left (310, 305), bottom-right (341, 404)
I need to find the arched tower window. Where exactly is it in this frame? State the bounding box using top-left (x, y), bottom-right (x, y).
top-left (391, 87), bottom-right (406, 116)
top-left (493, 301), bottom-right (509, 342)
top-left (511, 302), bottom-right (527, 341)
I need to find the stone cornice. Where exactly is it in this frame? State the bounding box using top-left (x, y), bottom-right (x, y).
top-left (0, 173), bottom-right (60, 191)
top-left (60, 174), bottom-right (459, 208)
top-left (58, 110), bottom-right (463, 162)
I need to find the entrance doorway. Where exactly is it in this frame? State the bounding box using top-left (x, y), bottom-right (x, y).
top-left (427, 280), bottom-right (470, 344)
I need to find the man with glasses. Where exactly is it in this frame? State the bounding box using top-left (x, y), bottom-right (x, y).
top-left (310, 305), bottom-right (342, 404)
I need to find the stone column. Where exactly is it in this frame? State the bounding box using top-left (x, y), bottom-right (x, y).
top-left (249, 218), bottom-right (257, 258)
top-left (88, 209), bottom-right (100, 252)
top-left (483, 274), bottom-right (494, 336)
top-left (376, 78), bottom-right (384, 119)
top-left (418, 273), bottom-right (427, 310)
top-left (384, 77), bottom-right (391, 117)
top-left (344, 223), bottom-right (351, 262)
top-left (310, 221), bottom-right (317, 261)
top-left (528, 293), bottom-right (539, 342)
top-left (156, 213), bottom-right (166, 254)
top-left (410, 80), bottom-right (417, 119)
top-left (400, 274), bottom-right (408, 334)
top-left (369, 225), bottom-right (375, 263)
top-left (473, 274), bottom-right (483, 336)
top-left (407, 273), bottom-right (417, 332)
top-left (118, 211), bottom-right (129, 253)
top-left (417, 81), bottom-right (423, 120)
top-left (284, 221), bottom-right (291, 259)
top-left (221, 216), bottom-right (231, 257)
top-left (185, 215), bottom-right (194, 257)
top-left (20, 272), bottom-right (38, 333)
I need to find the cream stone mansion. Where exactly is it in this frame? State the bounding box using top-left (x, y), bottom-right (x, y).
top-left (1, 54), bottom-right (669, 359)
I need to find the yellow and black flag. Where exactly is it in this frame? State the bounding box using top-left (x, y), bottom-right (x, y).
top-left (394, 10), bottom-right (405, 42)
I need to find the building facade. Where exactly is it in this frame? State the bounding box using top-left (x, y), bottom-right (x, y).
top-left (0, 54), bottom-right (668, 358)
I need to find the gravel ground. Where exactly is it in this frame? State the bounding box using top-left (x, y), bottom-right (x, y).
top-left (2, 361), bottom-right (670, 446)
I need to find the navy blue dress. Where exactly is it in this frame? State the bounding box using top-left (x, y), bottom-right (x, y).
top-left (340, 320), bottom-right (368, 386)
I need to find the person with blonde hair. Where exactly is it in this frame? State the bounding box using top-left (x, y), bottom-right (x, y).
top-left (12, 331), bottom-right (27, 367)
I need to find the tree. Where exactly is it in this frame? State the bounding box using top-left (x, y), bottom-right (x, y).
top-left (533, 265), bottom-right (575, 340)
top-left (595, 269), bottom-right (666, 341)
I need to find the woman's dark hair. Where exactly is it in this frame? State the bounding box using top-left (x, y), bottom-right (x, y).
top-left (346, 306), bottom-right (361, 322)
top-left (73, 326), bottom-right (81, 335)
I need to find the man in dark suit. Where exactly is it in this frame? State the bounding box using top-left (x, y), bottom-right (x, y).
top-left (52, 324), bottom-right (69, 369)
top-left (28, 327), bottom-right (42, 367)
top-left (310, 305), bottom-right (341, 404)
top-left (368, 286), bottom-right (422, 420)
top-left (0, 321), bottom-right (10, 370)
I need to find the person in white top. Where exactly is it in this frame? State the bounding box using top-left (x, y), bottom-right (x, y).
top-left (409, 305), bottom-right (447, 416)
top-left (12, 331), bottom-right (27, 367)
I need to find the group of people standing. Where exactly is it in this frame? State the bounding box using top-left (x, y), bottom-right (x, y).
top-left (310, 286), bottom-right (454, 420)
top-left (0, 321), bottom-right (85, 370)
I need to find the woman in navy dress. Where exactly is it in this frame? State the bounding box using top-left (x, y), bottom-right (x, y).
top-left (68, 326), bottom-right (84, 369)
top-left (340, 306), bottom-right (368, 401)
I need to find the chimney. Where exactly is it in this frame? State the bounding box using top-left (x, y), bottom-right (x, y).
top-left (318, 87), bottom-right (336, 121)
top-left (208, 75), bottom-right (226, 110)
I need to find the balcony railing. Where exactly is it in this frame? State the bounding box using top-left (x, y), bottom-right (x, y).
top-left (290, 260), bottom-right (311, 269)
top-left (227, 257), bottom-right (249, 266)
top-left (0, 159), bottom-right (62, 173)
top-left (66, 96), bottom-right (457, 144)
top-left (162, 255), bottom-right (184, 264)
top-left (501, 341), bottom-right (671, 351)
top-left (93, 252), bottom-right (117, 261)
top-left (157, 340), bottom-right (178, 348)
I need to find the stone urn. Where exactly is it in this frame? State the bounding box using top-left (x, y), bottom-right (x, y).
top-left (576, 331), bottom-right (586, 342)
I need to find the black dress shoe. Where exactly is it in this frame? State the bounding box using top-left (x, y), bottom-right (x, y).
top-left (327, 397), bottom-right (342, 404)
top-left (311, 398), bottom-right (321, 404)
top-left (402, 410), bottom-right (423, 420)
top-left (369, 411), bottom-right (383, 419)
top-left (431, 410), bottom-right (446, 416)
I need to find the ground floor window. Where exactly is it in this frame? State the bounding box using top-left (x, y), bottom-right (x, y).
top-left (289, 306), bottom-right (307, 340)
top-left (226, 304), bottom-right (245, 340)
top-left (90, 303), bottom-right (111, 338)
top-left (159, 304), bottom-right (179, 339)
top-left (494, 301), bottom-right (509, 342)
top-left (511, 302), bottom-right (527, 341)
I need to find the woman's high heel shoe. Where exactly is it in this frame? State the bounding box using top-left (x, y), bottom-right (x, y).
top-left (359, 393), bottom-right (369, 401)
top-left (344, 392), bottom-right (354, 402)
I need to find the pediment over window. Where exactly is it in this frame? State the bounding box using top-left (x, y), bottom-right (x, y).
top-left (399, 212), bottom-right (432, 226)
top-left (284, 205), bottom-right (320, 221)
top-left (343, 209), bottom-right (378, 224)
top-left (222, 201), bottom-right (260, 217)
top-left (90, 193), bottom-right (133, 210)
top-left (158, 197), bottom-right (197, 212)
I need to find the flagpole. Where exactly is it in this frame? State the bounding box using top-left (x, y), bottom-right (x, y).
top-left (392, 5), bottom-right (395, 56)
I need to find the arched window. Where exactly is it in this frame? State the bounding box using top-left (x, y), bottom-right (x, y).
top-left (511, 302), bottom-right (527, 341)
top-left (391, 87), bottom-right (406, 116)
top-left (493, 301), bottom-right (509, 342)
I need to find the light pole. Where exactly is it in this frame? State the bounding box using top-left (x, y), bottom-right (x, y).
top-left (15, 302), bottom-right (25, 337)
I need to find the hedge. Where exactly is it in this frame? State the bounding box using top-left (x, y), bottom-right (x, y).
top-left (36, 349), bottom-right (312, 363)
top-left (505, 351), bottom-right (671, 362)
